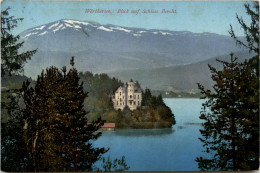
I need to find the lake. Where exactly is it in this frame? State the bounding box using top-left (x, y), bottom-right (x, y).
top-left (93, 98), bottom-right (207, 171)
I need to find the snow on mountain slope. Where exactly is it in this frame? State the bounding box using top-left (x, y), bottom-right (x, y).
top-left (21, 19), bottom-right (199, 40)
top-left (97, 26), bottom-right (113, 32)
top-left (19, 19), bottom-right (247, 80)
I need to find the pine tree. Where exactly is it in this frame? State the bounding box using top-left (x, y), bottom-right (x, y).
top-left (229, 2), bottom-right (259, 74)
top-left (156, 94), bottom-right (165, 106)
top-left (229, 2), bottom-right (259, 55)
top-left (196, 53), bottom-right (259, 170)
top-left (1, 89), bottom-right (30, 171)
top-left (196, 2), bottom-right (259, 170)
top-left (1, 9), bottom-right (37, 163)
top-left (141, 88), bottom-right (152, 106)
top-left (98, 156), bottom-right (130, 171)
top-left (2, 57), bottom-right (108, 171)
top-left (1, 7), bottom-right (37, 76)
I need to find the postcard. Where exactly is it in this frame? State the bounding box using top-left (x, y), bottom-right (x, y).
top-left (1, 0), bottom-right (259, 171)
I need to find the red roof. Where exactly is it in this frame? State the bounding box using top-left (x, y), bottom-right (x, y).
top-left (102, 123), bottom-right (115, 128)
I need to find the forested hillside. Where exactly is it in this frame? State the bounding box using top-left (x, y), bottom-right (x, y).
top-left (79, 71), bottom-right (176, 128)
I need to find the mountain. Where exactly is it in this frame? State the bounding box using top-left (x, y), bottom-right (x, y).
top-left (19, 19), bottom-right (247, 79)
top-left (107, 51), bottom-right (254, 92)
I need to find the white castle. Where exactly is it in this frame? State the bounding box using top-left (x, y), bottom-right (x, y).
top-left (112, 80), bottom-right (142, 111)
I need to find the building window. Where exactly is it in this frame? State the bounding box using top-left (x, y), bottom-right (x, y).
top-left (123, 96), bottom-right (124, 99)
top-left (120, 102), bottom-right (122, 105)
top-left (117, 101), bottom-right (118, 105)
top-left (120, 92), bottom-right (121, 96)
top-left (134, 95), bottom-right (136, 99)
top-left (123, 102), bottom-right (124, 105)
top-left (138, 95), bottom-right (139, 99)
top-left (134, 101), bottom-right (136, 105)
top-left (130, 95), bottom-right (132, 99)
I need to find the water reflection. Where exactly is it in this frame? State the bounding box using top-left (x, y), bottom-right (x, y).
top-left (177, 125), bottom-right (185, 129)
top-left (114, 128), bottom-right (175, 137)
top-left (94, 99), bottom-right (206, 171)
top-left (183, 122), bottom-right (202, 126)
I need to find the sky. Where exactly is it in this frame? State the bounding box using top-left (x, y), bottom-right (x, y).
top-left (1, 0), bottom-right (253, 36)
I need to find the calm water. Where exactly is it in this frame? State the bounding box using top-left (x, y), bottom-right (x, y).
top-left (94, 98), bottom-right (207, 171)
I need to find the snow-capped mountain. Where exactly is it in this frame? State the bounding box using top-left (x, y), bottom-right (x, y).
top-left (19, 19), bottom-right (246, 79)
top-left (22, 19), bottom-right (190, 39)
top-left (22, 20), bottom-right (98, 38)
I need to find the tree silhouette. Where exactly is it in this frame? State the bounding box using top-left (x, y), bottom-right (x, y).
top-left (229, 2), bottom-right (259, 54)
top-left (196, 53), bottom-right (259, 170)
top-left (2, 57), bottom-right (108, 171)
top-left (197, 2), bottom-right (259, 170)
top-left (1, 7), bottom-right (37, 76)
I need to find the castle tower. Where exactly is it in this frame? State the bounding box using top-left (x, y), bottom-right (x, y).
top-left (113, 80), bottom-right (142, 111)
top-left (112, 86), bottom-right (126, 111)
top-left (127, 81), bottom-right (135, 110)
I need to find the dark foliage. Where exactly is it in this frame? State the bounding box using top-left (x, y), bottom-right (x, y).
top-left (196, 54), bottom-right (259, 170)
top-left (139, 88), bottom-right (176, 127)
top-left (142, 89), bottom-right (166, 108)
top-left (197, 2), bottom-right (259, 170)
top-left (97, 156), bottom-right (130, 172)
top-left (1, 59), bottom-right (108, 171)
top-left (1, 7), bottom-right (37, 76)
top-left (79, 71), bottom-right (123, 99)
top-left (229, 2), bottom-right (259, 55)
top-left (1, 89), bottom-right (29, 171)
top-left (141, 88), bottom-right (152, 106)
top-left (229, 2), bottom-right (259, 75)
top-left (81, 74), bottom-right (176, 129)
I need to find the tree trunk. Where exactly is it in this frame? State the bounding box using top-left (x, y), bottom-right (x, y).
top-left (32, 119), bottom-right (39, 171)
